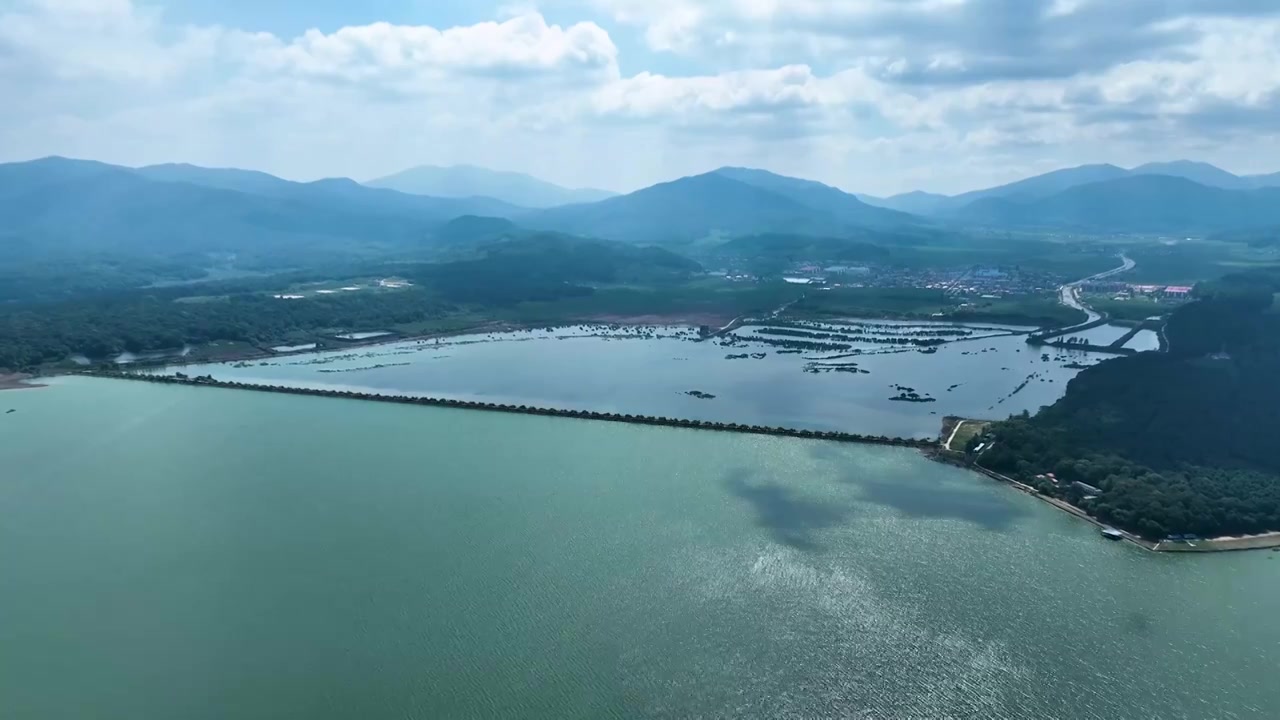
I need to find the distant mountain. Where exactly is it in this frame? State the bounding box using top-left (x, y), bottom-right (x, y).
top-left (0, 157), bottom-right (522, 266)
top-left (858, 190), bottom-right (954, 215)
top-left (367, 165), bottom-right (616, 208)
top-left (953, 175), bottom-right (1280, 234)
top-left (1128, 160), bottom-right (1251, 189)
top-left (524, 169), bottom-right (922, 244)
top-left (882, 160), bottom-right (1280, 217)
top-left (1244, 171), bottom-right (1280, 189)
top-left (950, 164), bottom-right (1130, 207)
top-left (137, 162), bottom-right (519, 219)
top-left (523, 172), bottom-right (819, 243)
top-left (136, 163), bottom-right (296, 195)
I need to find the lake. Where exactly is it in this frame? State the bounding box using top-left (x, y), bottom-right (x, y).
top-left (2, 378), bottom-right (1277, 719)
top-left (160, 321), bottom-right (1117, 439)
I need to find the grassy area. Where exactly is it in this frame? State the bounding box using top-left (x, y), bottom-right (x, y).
top-left (497, 281), bottom-right (805, 324)
top-left (1120, 239), bottom-right (1280, 284)
top-left (787, 287), bottom-right (1085, 327)
top-left (947, 421), bottom-right (990, 451)
top-left (391, 313), bottom-right (497, 336)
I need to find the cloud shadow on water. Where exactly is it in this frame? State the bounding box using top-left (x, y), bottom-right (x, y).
top-left (723, 467), bottom-right (852, 552)
top-left (847, 473), bottom-right (1031, 532)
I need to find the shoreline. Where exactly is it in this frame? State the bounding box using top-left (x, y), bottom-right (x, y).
top-left (49, 373), bottom-right (1279, 554)
top-left (928, 449), bottom-right (1280, 553)
top-left (24, 310), bottom-right (1067, 379)
top-left (40, 317), bottom-right (723, 377)
top-left (0, 373), bottom-right (46, 391)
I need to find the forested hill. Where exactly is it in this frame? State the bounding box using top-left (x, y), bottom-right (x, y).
top-left (981, 269), bottom-right (1280, 539)
top-left (0, 236), bottom-right (701, 370)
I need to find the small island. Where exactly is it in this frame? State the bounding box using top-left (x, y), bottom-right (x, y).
top-left (890, 384), bottom-right (936, 402)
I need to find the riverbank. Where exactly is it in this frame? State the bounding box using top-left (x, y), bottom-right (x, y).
top-left (88, 371), bottom-right (936, 449)
top-left (44, 316), bottom-right (731, 376)
top-left (0, 373), bottom-right (45, 391)
top-left (1154, 532), bottom-right (1280, 553)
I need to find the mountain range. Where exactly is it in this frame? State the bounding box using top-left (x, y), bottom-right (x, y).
top-left (4, 155), bottom-right (1280, 281)
top-left (0, 157), bottom-right (521, 266)
top-left (861, 160), bottom-right (1280, 215)
top-left (521, 168), bottom-right (923, 244)
top-left (953, 175), bottom-right (1280, 234)
top-left (366, 165), bottom-right (616, 208)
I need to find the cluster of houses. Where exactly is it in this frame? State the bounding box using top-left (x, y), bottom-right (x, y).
top-left (1129, 284), bottom-right (1193, 298)
top-left (1083, 281), bottom-right (1194, 300)
top-left (1034, 472), bottom-right (1105, 500)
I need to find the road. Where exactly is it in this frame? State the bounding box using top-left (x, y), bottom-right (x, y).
top-left (702, 295), bottom-right (805, 340)
top-left (1056, 254), bottom-right (1135, 327)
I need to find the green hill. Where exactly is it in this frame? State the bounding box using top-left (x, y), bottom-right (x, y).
top-left (431, 215), bottom-right (522, 245)
top-left (982, 268), bottom-right (1280, 538)
top-left (0, 233), bottom-right (704, 368)
top-left (525, 170), bottom-right (921, 244)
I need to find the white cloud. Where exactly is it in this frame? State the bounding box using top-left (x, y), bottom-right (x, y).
top-left (252, 14), bottom-right (619, 82)
top-left (0, 0), bottom-right (213, 83)
top-left (0, 0), bottom-right (1278, 195)
top-left (592, 65), bottom-right (820, 117)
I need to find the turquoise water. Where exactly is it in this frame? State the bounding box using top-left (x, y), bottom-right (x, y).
top-left (165, 323), bottom-right (1113, 438)
top-left (2, 378), bottom-right (1277, 719)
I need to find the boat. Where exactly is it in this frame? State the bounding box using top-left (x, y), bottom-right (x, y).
top-left (1100, 527), bottom-right (1124, 541)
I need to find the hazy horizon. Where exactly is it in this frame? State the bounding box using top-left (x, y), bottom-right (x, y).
top-left (2, 0), bottom-right (1279, 195)
top-left (12, 152), bottom-right (1280, 202)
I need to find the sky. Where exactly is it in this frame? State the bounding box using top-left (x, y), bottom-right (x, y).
top-left (2, 0), bottom-right (1280, 196)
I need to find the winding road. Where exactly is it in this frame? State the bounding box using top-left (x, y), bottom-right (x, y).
top-left (1055, 254), bottom-right (1135, 328)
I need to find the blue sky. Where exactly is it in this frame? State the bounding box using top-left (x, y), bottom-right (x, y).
top-left (167, 1), bottom-right (492, 39)
top-left (2, 0), bottom-right (1279, 195)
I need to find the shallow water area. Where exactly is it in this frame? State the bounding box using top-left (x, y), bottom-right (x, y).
top-left (161, 321), bottom-right (1121, 438)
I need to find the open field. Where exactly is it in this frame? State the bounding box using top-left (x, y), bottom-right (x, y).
top-left (492, 281), bottom-right (803, 326)
top-left (1120, 239), bottom-right (1280, 284)
top-left (787, 287), bottom-right (1086, 327)
top-left (946, 420), bottom-right (990, 451)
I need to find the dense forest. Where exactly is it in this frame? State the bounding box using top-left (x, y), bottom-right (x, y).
top-left (979, 269), bottom-right (1280, 538)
